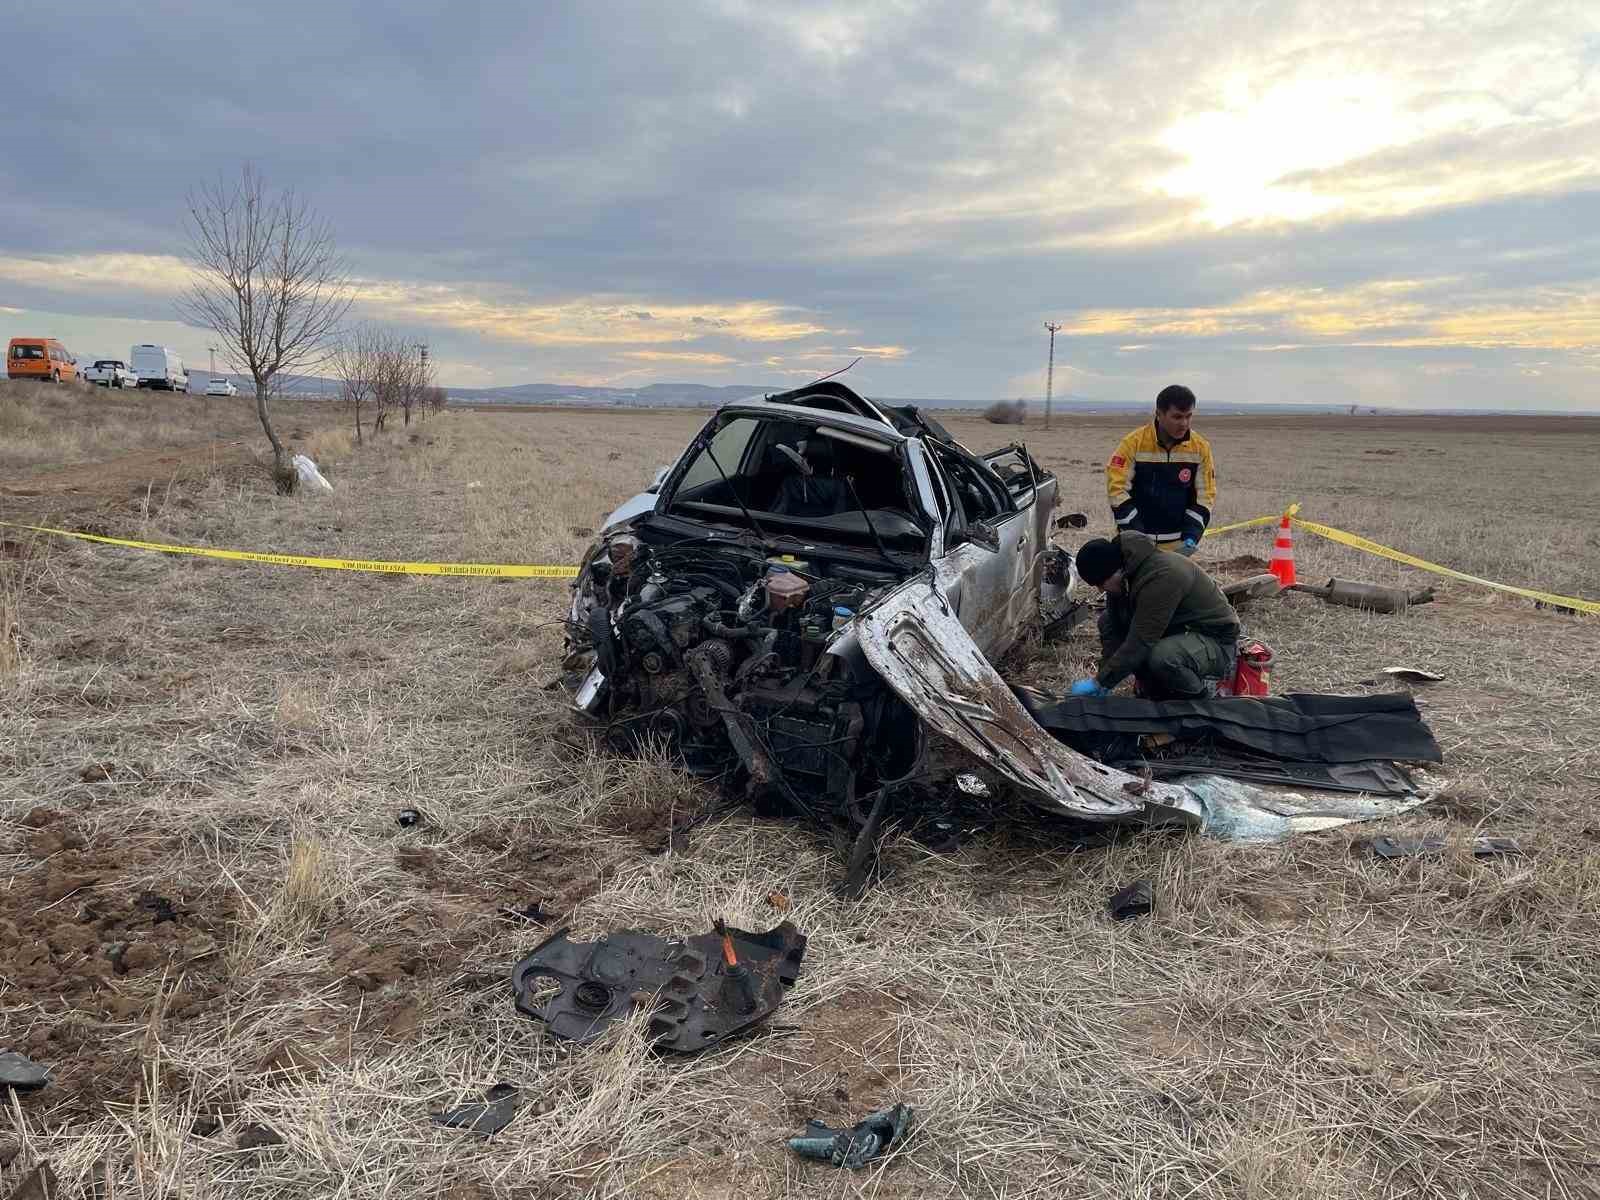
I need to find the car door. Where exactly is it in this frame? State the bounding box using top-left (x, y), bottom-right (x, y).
top-left (927, 442), bottom-right (1034, 658)
top-left (980, 444), bottom-right (1058, 635)
top-left (924, 448), bottom-right (1007, 654)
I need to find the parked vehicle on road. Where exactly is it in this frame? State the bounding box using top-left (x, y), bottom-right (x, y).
top-left (204, 375), bottom-right (238, 396)
top-left (84, 359), bottom-right (136, 388)
top-left (130, 344), bottom-right (189, 391)
top-left (7, 337), bottom-right (79, 383)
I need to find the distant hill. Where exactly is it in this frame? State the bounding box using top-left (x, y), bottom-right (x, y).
top-left (449, 381), bottom-right (772, 408)
top-left (196, 372), bottom-right (1506, 415)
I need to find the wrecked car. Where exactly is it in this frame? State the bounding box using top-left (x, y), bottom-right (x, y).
top-left (562, 381), bottom-right (1212, 831)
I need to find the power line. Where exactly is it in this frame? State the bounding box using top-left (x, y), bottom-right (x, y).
top-left (1043, 322), bottom-right (1062, 430)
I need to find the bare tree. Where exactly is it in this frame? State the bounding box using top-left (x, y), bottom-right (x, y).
top-left (368, 326), bottom-right (416, 434)
top-left (399, 342), bottom-right (430, 427)
top-left (179, 166), bottom-right (352, 477)
top-left (330, 322), bottom-right (381, 445)
top-left (423, 384), bottom-right (448, 413)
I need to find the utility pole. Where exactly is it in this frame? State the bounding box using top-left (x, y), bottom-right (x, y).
top-left (1043, 321), bottom-right (1062, 430)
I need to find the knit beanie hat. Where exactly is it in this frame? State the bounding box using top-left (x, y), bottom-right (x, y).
top-left (1074, 537), bottom-right (1123, 586)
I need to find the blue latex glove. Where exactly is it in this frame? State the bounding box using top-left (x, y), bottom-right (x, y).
top-left (1179, 538), bottom-right (1198, 557)
top-left (1069, 678), bottom-right (1106, 697)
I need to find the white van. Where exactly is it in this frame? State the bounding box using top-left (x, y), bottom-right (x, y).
top-left (130, 344), bottom-right (189, 391)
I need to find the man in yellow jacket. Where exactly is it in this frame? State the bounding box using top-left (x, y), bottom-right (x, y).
top-left (1105, 385), bottom-right (1216, 556)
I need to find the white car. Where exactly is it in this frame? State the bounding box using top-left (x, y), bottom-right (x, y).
top-left (130, 344), bottom-right (189, 391)
top-left (83, 359), bottom-right (136, 388)
top-left (563, 381), bottom-right (1166, 825)
top-left (205, 375), bottom-right (239, 396)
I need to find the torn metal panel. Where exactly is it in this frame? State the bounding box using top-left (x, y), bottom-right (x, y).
top-left (510, 922), bottom-right (806, 1052)
top-left (856, 577), bottom-right (1200, 823)
top-left (430, 1084), bottom-right (520, 1136)
top-left (1184, 773), bottom-right (1439, 842)
top-left (1221, 573), bottom-right (1282, 607)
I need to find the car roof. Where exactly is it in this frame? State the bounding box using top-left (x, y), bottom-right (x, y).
top-left (716, 399), bottom-right (910, 445)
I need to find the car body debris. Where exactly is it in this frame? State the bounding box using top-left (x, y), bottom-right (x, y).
top-left (511, 921), bottom-right (805, 1051)
top-left (1382, 666), bottom-right (1445, 684)
top-left (1108, 880), bottom-right (1154, 921)
top-left (1365, 834), bottom-right (1522, 860)
top-left (562, 383), bottom-right (1229, 837)
top-left (789, 1103), bottom-right (915, 1169)
top-left (430, 1083), bottom-right (520, 1136)
top-left (1219, 573), bottom-right (1282, 608)
top-left (1291, 577), bottom-right (1436, 613)
top-left (560, 382), bottom-right (1447, 868)
top-left (0, 1052), bottom-right (49, 1092)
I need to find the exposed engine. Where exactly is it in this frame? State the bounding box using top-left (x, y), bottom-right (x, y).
top-left (566, 532), bottom-right (921, 816)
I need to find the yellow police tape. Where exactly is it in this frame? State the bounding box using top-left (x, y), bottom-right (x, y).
top-left (1288, 519), bottom-right (1600, 616)
top-left (5, 511), bottom-right (1595, 614)
top-left (1203, 508), bottom-right (1598, 615)
top-left (1205, 514), bottom-right (1280, 536)
top-left (0, 521), bottom-right (580, 580)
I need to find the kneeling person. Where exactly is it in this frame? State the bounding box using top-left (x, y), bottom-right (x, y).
top-left (1069, 532), bottom-right (1238, 700)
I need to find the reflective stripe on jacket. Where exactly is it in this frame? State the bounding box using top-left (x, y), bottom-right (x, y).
top-left (1105, 421), bottom-right (1216, 545)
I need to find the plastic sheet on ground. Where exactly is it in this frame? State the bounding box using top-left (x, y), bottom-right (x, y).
top-left (1185, 772), bottom-right (1440, 843)
top-left (291, 453), bottom-right (333, 494)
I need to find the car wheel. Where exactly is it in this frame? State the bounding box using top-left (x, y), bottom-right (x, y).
top-left (51, 370), bottom-right (60, 383)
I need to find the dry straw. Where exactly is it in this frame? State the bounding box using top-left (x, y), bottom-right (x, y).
top-left (2, 405), bottom-right (1596, 1198)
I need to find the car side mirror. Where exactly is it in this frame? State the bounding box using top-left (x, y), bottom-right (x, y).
top-left (962, 521), bottom-right (1001, 553)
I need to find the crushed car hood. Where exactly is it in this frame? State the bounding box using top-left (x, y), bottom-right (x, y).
top-left (857, 576), bottom-right (1203, 824)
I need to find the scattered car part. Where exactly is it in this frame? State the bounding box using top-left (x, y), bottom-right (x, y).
top-left (396, 808), bottom-right (421, 828)
top-left (430, 1083), bottom-right (520, 1136)
top-left (1108, 880), bottom-right (1154, 921)
top-left (1185, 775), bottom-right (1436, 843)
top-left (789, 1103), bottom-right (915, 1169)
top-left (510, 921), bottom-right (806, 1052)
top-left (1291, 578), bottom-right (1436, 613)
top-left (0, 1052), bottom-right (48, 1092)
top-left (839, 785), bottom-right (894, 900)
top-left (1366, 835), bottom-right (1522, 860)
top-left (858, 580), bottom-right (1198, 822)
top-left (1220, 573), bottom-right (1282, 607)
top-left (1383, 666), bottom-right (1445, 684)
top-left (502, 900), bottom-right (553, 924)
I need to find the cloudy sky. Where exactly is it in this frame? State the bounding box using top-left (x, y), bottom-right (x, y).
top-left (3, 1), bottom-right (1597, 409)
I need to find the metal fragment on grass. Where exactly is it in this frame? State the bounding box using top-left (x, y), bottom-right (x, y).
top-left (0, 1052), bottom-right (49, 1092)
top-left (430, 1083), bottom-right (520, 1136)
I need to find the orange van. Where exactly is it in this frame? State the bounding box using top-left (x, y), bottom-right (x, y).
top-left (7, 337), bottom-right (79, 383)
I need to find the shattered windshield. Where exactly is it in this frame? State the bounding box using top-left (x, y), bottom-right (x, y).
top-left (663, 415), bottom-right (927, 553)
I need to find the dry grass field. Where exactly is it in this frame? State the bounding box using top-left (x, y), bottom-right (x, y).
top-left (2, 391), bottom-right (1598, 1199)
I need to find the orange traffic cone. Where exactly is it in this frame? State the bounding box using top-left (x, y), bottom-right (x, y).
top-left (1268, 510), bottom-right (1297, 587)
